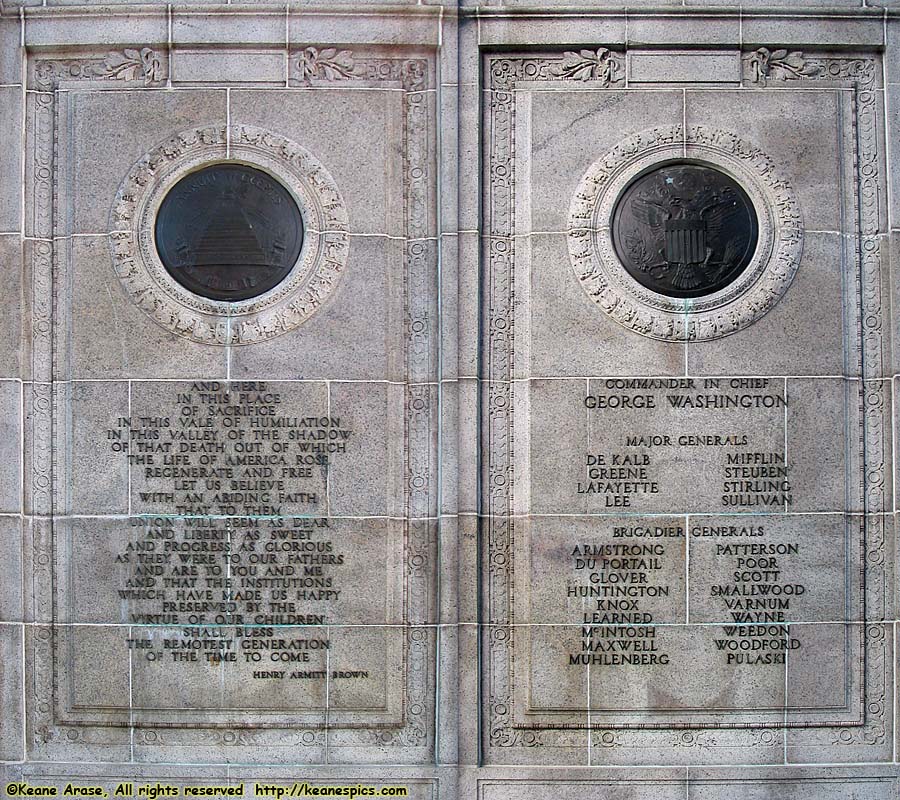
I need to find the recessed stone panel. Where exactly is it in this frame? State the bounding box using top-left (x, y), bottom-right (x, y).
top-left (0, 379), bottom-right (21, 514)
top-left (527, 234), bottom-right (685, 378)
top-left (0, 624), bottom-right (24, 761)
top-left (229, 88), bottom-right (406, 238)
top-left (527, 89), bottom-right (684, 236)
top-left (0, 235), bottom-right (23, 378)
top-left (685, 233), bottom-right (847, 377)
top-left (65, 235), bottom-right (229, 381)
top-left (59, 89), bottom-right (228, 237)
top-left (481, 44), bottom-right (890, 766)
top-left (684, 89), bottom-right (844, 232)
top-left (21, 34), bottom-right (438, 766)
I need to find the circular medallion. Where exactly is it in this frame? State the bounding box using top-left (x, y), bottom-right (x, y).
top-left (109, 125), bottom-right (349, 345)
top-left (611, 163), bottom-right (759, 299)
top-left (155, 164), bottom-right (305, 302)
top-left (567, 125), bottom-right (803, 341)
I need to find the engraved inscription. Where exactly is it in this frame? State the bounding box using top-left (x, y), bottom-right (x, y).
top-left (88, 382), bottom-right (402, 709)
top-left (571, 378), bottom-right (791, 512)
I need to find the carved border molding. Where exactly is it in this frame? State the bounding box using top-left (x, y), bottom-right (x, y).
top-left (567, 125), bottom-right (803, 341)
top-left (483, 49), bottom-right (888, 759)
top-left (109, 125), bottom-right (350, 345)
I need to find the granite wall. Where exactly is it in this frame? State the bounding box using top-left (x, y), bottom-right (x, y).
top-left (1, 0), bottom-right (900, 797)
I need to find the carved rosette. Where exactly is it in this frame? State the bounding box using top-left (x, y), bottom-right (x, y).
top-left (109, 124), bottom-right (350, 345)
top-left (567, 125), bottom-right (803, 341)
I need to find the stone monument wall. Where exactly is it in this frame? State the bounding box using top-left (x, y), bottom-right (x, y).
top-left (1, 1), bottom-right (900, 797)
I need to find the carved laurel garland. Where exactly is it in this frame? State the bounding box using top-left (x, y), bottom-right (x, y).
top-left (485, 51), bottom-right (888, 757)
top-left (34, 48), bottom-right (166, 90)
top-left (109, 125), bottom-right (350, 346)
top-left (568, 125), bottom-right (804, 341)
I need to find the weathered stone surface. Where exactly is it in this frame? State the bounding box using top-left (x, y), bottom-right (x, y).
top-left (1, 3), bottom-right (898, 796)
top-left (0, 381), bottom-right (21, 515)
top-left (0, 624), bottom-right (23, 761)
top-left (229, 89), bottom-right (407, 238)
top-left (0, 88), bottom-right (23, 233)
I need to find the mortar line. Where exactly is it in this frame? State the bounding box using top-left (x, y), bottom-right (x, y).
top-left (511, 374), bottom-right (870, 381)
top-left (19, 10), bottom-right (25, 250)
top-left (225, 317), bottom-right (232, 382)
top-left (885, 14), bottom-right (895, 227)
top-left (324, 644), bottom-right (331, 763)
top-left (21, 374), bottom-right (891, 383)
top-left (586, 655), bottom-right (592, 765)
top-left (8, 756), bottom-right (900, 769)
top-left (893, 379), bottom-right (897, 513)
top-left (284, 4), bottom-right (290, 88)
top-left (127, 380), bottom-right (132, 516)
top-left (45, 378), bottom-right (435, 386)
top-left (684, 513), bottom-right (690, 624)
top-left (433, 22), bottom-right (445, 765)
top-left (52, 231), bottom-right (439, 243)
top-left (22, 85), bottom-right (414, 96)
top-left (783, 623), bottom-right (789, 764)
top-left (40, 513), bottom-right (446, 522)
top-left (226, 88), bottom-right (231, 158)
top-left (18, 380), bottom-right (24, 546)
top-left (166, 5), bottom-right (173, 90)
top-left (128, 624), bottom-right (134, 762)
top-left (784, 377), bottom-right (789, 514)
top-left (326, 380), bottom-right (331, 517)
top-left (20, 622), bottom-right (26, 761)
top-left (43, 510), bottom-right (880, 521)
top-left (16, 620), bottom-right (877, 629)
top-left (220, 521), bottom-right (229, 715)
top-left (501, 227), bottom-right (848, 237)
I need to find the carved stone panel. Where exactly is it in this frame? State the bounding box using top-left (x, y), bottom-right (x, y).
top-left (21, 42), bottom-right (438, 766)
top-left (481, 49), bottom-right (891, 766)
top-left (3, 4), bottom-right (900, 797)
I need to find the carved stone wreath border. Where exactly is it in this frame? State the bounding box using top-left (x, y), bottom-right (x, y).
top-left (26, 46), bottom-right (436, 761)
top-left (567, 125), bottom-right (804, 341)
top-left (483, 50), bottom-right (889, 760)
top-left (109, 125), bottom-right (350, 346)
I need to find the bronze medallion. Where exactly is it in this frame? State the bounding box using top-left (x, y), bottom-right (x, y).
top-left (155, 164), bottom-right (304, 302)
top-left (611, 163), bottom-right (759, 298)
